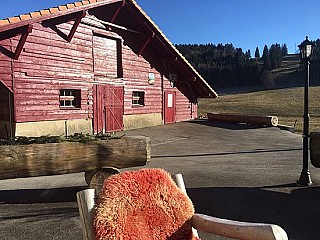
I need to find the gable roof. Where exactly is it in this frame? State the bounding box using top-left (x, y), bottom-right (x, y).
top-left (0, 0), bottom-right (218, 98)
top-left (0, 0), bottom-right (109, 30)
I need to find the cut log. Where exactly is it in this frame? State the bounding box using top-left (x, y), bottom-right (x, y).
top-left (310, 132), bottom-right (320, 168)
top-left (207, 113), bottom-right (278, 127)
top-left (86, 167), bottom-right (120, 193)
top-left (0, 136), bottom-right (150, 180)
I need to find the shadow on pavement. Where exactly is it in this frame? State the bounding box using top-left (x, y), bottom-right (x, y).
top-left (188, 119), bottom-right (268, 130)
top-left (188, 185), bottom-right (320, 240)
top-left (152, 147), bottom-right (302, 159)
top-left (0, 186), bottom-right (87, 204)
top-left (0, 206), bottom-right (79, 222)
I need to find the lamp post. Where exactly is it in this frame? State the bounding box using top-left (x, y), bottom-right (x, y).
top-left (297, 36), bottom-right (315, 186)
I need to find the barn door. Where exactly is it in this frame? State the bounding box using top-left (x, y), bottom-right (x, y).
top-left (164, 91), bottom-right (176, 124)
top-left (93, 85), bottom-right (123, 134)
top-left (105, 85), bottom-right (123, 132)
top-left (93, 85), bottom-right (105, 134)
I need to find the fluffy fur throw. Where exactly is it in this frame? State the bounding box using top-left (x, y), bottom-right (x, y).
top-left (94, 168), bottom-right (197, 240)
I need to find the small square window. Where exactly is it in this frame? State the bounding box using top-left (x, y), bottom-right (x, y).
top-left (132, 91), bottom-right (145, 106)
top-left (60, 89), bottom-right (81, 108)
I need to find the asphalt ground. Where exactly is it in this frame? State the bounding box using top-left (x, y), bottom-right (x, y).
top-left (1, 120), bottom-right (320, 239)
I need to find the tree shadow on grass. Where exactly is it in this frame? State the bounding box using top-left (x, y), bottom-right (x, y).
top-left (187, 184), bottom-right (320, 240)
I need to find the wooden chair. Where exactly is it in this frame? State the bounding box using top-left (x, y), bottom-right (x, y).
top-left (76, 173), bottom-right (288, 240)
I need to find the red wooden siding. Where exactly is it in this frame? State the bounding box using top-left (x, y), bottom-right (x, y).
top-left (93, 35), bottom-right (118, 77)
top-left (0, 16), bottom-right (197, 130)
top-left (122, 44), bottom-right (162, 115)
top-left (10, 22), bottom-right (94, 123)
top-left (175, 90), bottom-right (197, 121)
top-left (162, 76), bottom-right (197, 122)
top-left (0, 39), bottom-right (13, 90)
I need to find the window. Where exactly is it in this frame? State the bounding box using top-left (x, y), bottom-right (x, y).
top-left (60, 89), bottom-right (81, 108)
top-left (93, 34), bottom-right (123, 78)
top-left (132, 91), bottom-right (145, 106)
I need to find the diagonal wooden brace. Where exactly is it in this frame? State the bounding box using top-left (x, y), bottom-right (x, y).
top-left (67, 11), bottom-right (86, 42)
top-left (14, 24), bottom-right (33, 60)
top-left (138, 32), bottom-right (155, 56)
top-left (0, 24), bottom-right (33, 60)
top-left (111, 0), bottom-right (126, 22)
top-left (42, 10), bottom-right (86, 42)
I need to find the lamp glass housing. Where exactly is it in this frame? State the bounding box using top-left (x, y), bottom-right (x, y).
top-left (299, 36), bottom-right (314, 59)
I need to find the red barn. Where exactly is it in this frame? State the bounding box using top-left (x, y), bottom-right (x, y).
top-left (0, 0), bottom-right (217, 140)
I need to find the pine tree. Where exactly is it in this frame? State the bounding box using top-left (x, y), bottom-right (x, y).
top-left (270, 44), bottom-right (282, 69)
top-left (281, 43), bottom-right (288, 56)
top-left (255, 47), bottom-right (260, 59)
top-left (245, 50), bottom-right (251, 60)
top-left (262, 45), bottom-right (271, 70)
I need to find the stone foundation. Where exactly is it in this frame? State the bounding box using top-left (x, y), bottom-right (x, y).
top-left (15, 119), bottom-right (93, 137)
top-left (123, 113), bottom-right (163, 130)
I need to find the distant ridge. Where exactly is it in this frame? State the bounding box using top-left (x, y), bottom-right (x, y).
top-left (271, 54), bottom-right (303, 89)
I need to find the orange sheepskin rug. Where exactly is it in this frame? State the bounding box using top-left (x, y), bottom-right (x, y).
top-left (93, 168), bottom-right (198, 240)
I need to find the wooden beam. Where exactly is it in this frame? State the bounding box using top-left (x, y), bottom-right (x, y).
top-left (207, 113), bottom-right (279, 127)
top-left (85, 15), bottom-right (140, 34)
top-left (0, 0), bottom-right (118, 32)
top-left (310, 132), bottom-right (320, 168)
top-left (42, 10), bottom-right (86, 42)
top-left (0, 136), bottom-right (151, 180)
top-left (138, 32), bottom-right (155, 56)
top-left (0, 24), bottom-right (32, 60)
top-left (14, 24), bottom-right (33, 60)
top-left (67, 11), bottom-right (86, 42)
top-left (111, 0), bottom-right (126, 22)
top-left (0, 24), bottom-right (32, 41)
top-left (42, 10), bottom-right (86, 27)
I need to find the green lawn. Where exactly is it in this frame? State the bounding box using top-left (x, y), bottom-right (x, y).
top-left (198, 86), bottom-right (320, 133)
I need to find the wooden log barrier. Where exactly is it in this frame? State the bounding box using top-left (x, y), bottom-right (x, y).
top-left (0, 136), bottom-right (151, 180)
top-left (310, 132), bottom-right (320, 168)
top-left (207, 113), bottom-right (278, 127)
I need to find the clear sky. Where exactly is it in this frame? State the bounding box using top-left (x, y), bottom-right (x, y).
top-left (1, 0), bottom-right (319, 55)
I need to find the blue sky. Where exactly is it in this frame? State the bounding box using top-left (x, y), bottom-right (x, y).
top-left (1, 0), bottom-right (319, 55)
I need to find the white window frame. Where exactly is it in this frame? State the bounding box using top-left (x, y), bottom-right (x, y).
top-left (132, 91), bottom-right (145, 106)
top-left (60, 89), bottom-right (81, 108)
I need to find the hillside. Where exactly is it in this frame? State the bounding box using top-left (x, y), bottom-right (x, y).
top-left (217, 54), bottom-right (303, 95)
top-left (271, 54), bottom-right (303, 89)
top-left (200, 54), bottom-right (320, 132)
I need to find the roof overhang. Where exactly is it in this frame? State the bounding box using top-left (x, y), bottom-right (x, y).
top-left (0, 0), bottom-right (217, 100)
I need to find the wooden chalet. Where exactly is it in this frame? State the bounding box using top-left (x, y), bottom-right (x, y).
top-left (0, 0), bottom-right (217, 140)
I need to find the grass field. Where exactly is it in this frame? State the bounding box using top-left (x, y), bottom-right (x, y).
top-left (198, 86), bottom-right (320, 133)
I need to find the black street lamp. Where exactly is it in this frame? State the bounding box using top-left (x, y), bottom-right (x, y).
top-left (297, 36), bottom-right (315, 186)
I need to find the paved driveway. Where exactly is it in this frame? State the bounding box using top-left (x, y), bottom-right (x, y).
top-left (1, 120), bottom-right (320, 239)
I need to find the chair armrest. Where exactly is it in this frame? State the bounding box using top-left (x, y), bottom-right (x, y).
top-left (76, 189), bottom-right (96, 240)
top-left (192, 214), bottom-right (288, 240)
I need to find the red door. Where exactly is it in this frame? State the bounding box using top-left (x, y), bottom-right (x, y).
top-left (93, 85), bottom-right (104, 133)
top-left (164, 92), bottom-right (175, 124)
top-left (93, 85), bottom-right (123, 133)
top-left (105, 85), bottom-right (123, 132)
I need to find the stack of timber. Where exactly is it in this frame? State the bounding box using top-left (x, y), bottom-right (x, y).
top-left (0, 136), bottom-right (150, 180)
top-left (207, 113), bottom-right (278, 127)
top-left (310, 132), bottom-right (320, 168)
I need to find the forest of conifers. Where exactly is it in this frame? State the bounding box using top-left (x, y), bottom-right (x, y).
top-left (175, 39), bottom-right (320, 90)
